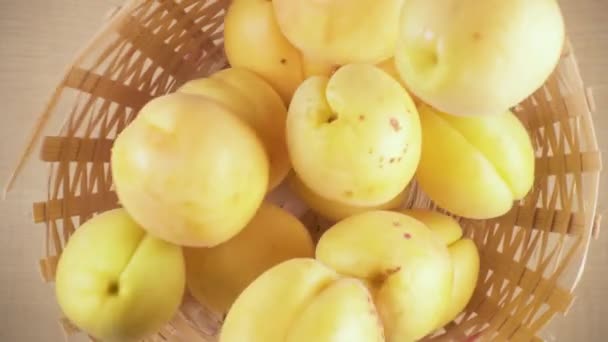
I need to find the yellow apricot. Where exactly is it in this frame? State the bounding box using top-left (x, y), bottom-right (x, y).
top-left (112, 93), bottom-right (268, 247)
top-left (220, 259), bottom-right (339, 342)
top-left (401, 209), bottom-right (480, 328)
top-left (224, 0), bottom-right (336, 103)
top-left (185, 203), bottom-right (314, 314)
top-left (273, 0), bottom-right (406, 64)
top-left (55, 209), bottom-right (185, 341)
top-left (316, 210), bottom-right (452, 341)
top-left (396, 0), bottom-right (564, 116)
top-left (287, 64), bottom-right (421, 207)
top-left (289, 173), bottom-right (407, 222)
top-left (416, 104), bottom-right (534, 219)
top-left (286, 278), bottom-right (384, 342)
top-left (401, 209), bottom-right (462, 245)
top-left (179, 70), bottom-right (290, 190)
top-left (224, 0), bottom-right (302, 103)
top-left (442, 239), bottom-right (479, 326)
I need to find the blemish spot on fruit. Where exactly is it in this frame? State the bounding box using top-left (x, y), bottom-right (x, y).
top-left (326, 113), bottom-right (338, 123)
top-left (393, 221), bottom-right (401, 227)
top-left (389, 158), bottom-right (395, 163)
top-left (390, 118), bottom-right (402, 132)
top-left (368, 148), bottom-right (373, 154)
top-left (397, 157), bottom-right (402, 162)
top-left (344, 190), bottom-right (354, 198)
top-left (359, 115), bottom-right (366, 121)
top-left (473, 32), bottom-right (482, 41)
top-left (385, 266), bottom-right (402, 276)
top-left (379, 156), bottom-right (385, 162)
top-left (404, 233), bottom-right (412, 239)
top-left (280, 58), bottom-right (287, 64)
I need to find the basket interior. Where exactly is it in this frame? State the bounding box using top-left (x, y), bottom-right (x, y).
top-left (27, 0), bottom-right (602, 341)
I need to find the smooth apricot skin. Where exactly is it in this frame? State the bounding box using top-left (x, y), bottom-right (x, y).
top-left (224, 0), bottom-right (302, 103)
top-left (286, 278), bottom-right (384, 342)
top-left (402, 209), bottom-right (480, 327)
top-left (416, 104), bottom-right (534, 219)
top-left (316, 210), bottom-right (452, 341)
top-left (287, 64), bottom-right (421, 207)
top-left (179, 69), bottom-right (290, 190)
top-left (288, 173), bottom-right (407, 222)
top-left (273, 0), bottom-right (406, 64)
top-left (112, 93), bottom-right (268, 247)
top-left (396, 0), bottom-right (564, 116)
top-left (224, 0), bottom-right (335, 103)
top-left (185, 203), bottom-right (314, 314)
top-left (220, 259), bottom-right (340, 342)
top-left (55, 209), bottom-right (185, 342)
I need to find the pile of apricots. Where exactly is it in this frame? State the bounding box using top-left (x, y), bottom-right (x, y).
top-left (53, 0), bottom-right (565, 341)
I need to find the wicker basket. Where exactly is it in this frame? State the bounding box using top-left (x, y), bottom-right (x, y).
top-left (8, 0), bottom-right (603, 341)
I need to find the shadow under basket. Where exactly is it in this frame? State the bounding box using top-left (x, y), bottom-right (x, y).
top-left (13, 0), bottom-right (603, 341)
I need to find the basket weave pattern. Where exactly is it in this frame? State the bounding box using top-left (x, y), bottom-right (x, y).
top-left (19, 0), bottom-right (602, 341)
